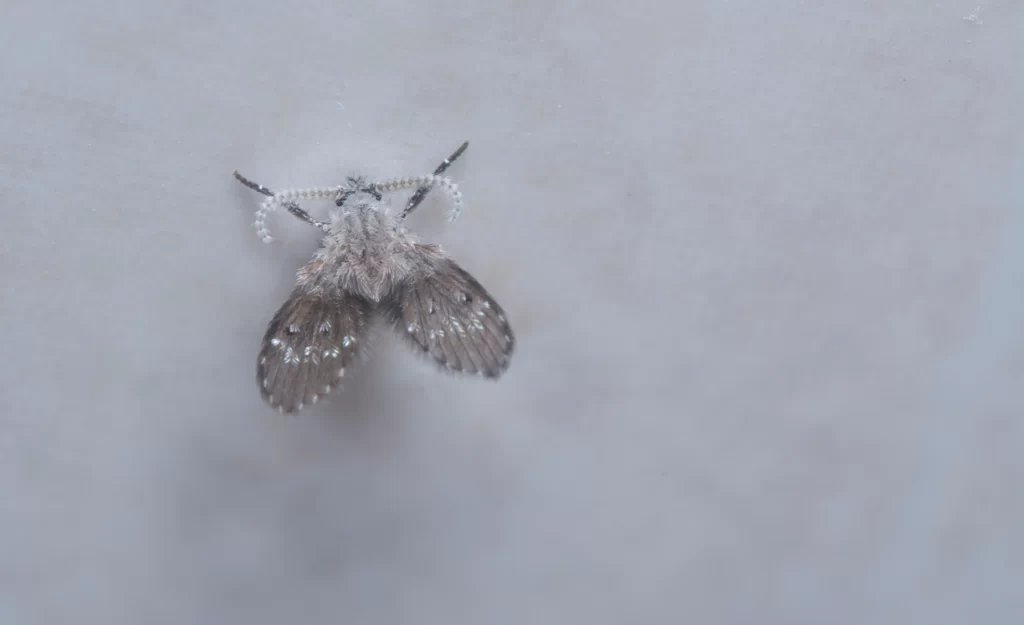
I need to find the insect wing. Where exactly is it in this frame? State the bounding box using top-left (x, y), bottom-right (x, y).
top-left (386, 257), bottom-right (514, 378)
top-left (257, 289), bottom-right (371, 413)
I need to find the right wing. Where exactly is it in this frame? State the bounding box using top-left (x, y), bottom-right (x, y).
top-left (384, 257), bottom-right (514, 378)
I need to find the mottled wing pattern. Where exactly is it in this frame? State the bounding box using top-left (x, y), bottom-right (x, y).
top-left (257, 289), bottom-right (371, 413)
top-left (385, 257), bottom-right (514, 377)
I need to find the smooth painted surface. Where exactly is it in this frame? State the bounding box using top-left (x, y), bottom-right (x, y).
top-left (1, 1), bottom-right (1021, 623)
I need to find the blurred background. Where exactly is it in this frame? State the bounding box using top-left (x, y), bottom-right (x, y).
top-left (1, 1), bottom-right (1021, 623)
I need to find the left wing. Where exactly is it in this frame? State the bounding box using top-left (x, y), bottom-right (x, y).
top-left (257, 288), bottom-right (372, 413)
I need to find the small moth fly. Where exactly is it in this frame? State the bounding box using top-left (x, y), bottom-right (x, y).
top-left (233, 142), bottom-right (514, 414)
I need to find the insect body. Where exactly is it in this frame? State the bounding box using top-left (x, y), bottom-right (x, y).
top-left (234, 143), bottom-right (514, 414)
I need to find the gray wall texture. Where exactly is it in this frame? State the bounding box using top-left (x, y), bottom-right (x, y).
top-left (1, 1), bottom-right (1022, 623)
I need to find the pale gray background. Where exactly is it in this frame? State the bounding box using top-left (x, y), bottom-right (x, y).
top-left (1, 0), bottom-right (1021, 623)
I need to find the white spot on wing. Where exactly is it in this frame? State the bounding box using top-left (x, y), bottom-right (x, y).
top-left (303, 345), bottom-right (320, 364)
top-left (284, 346), bottom-right (300, 365)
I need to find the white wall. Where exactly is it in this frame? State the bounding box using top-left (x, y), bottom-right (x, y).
top-left (1, 1), bottom-right (1021, 623)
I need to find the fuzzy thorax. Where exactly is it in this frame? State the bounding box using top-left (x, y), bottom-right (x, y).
top-left (296, 195), bottom-right (444, 302)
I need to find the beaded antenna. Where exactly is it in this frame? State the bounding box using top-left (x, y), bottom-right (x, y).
top-left (233, 142), bottom-right (515, 414)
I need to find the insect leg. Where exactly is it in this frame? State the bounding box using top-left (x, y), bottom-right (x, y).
top-left (234, 171), bottom-right (331, 232)
top-left (400, 141), bottom-right (469, 220)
